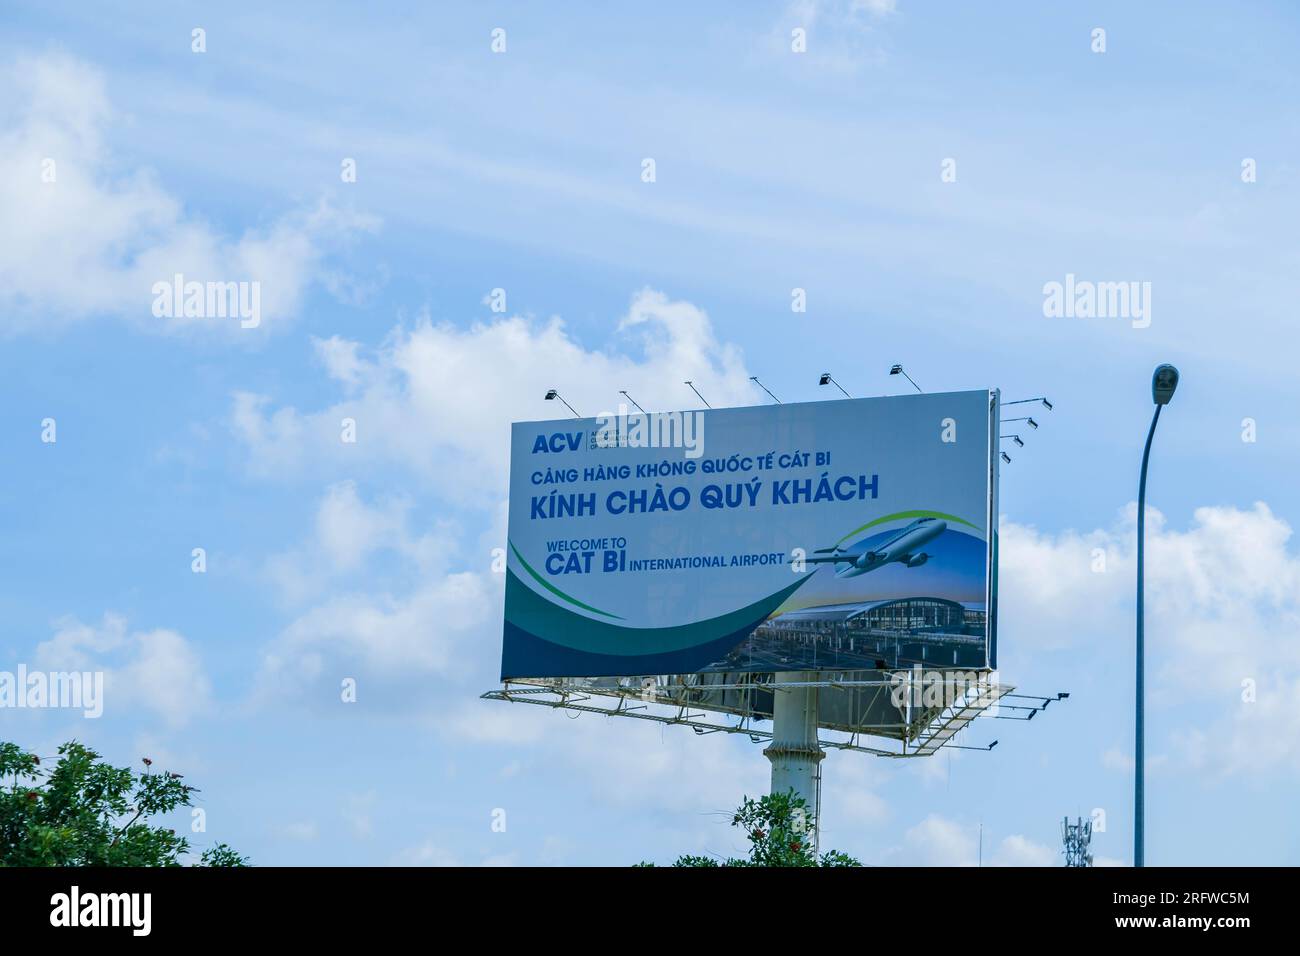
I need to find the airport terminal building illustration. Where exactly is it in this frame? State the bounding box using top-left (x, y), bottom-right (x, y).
top-left (703, 597), bottom-right (988, 673)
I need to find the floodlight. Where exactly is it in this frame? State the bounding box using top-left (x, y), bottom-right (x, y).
top-left (1004, 396), bottom-right (1053, 410)
top-left (543, 389), bottom-right (580, 417)
top-left (889, 364), bottom-right (922, 393)
top-left (818, 372), bottom-right (850, 398)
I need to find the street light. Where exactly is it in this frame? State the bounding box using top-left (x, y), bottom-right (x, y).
top-left (818, 372), bottom-right (851, 398)
top-left (1135, 363), bottom-right (1179, 868)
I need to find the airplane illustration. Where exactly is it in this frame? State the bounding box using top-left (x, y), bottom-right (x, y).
top-left (800, 517), bottom-right (947, 578)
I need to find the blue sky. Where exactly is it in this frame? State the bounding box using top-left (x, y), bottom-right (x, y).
top-left (2, 0), bottom-right (1298, 865)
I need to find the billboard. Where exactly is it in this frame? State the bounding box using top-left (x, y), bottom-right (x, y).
top-left (501, 389), bottom-right (999, 680)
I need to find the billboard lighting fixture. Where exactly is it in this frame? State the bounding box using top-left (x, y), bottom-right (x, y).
top-left (543, 389), bottom-right (581, 417)
top-left (750, 375), bottom-right (782, 404)
top-left (618, 390), bottom-right (647, 413)
top-left (889, 364), bottom-right (923, 393)
top-left (684, 380), bottom-right (712, 408)
top-left (1005, 396), bottom-right (1053, 410)
top-left (948, 740), bottom-right (998, 752)
top-left (1002, 416), bottom-right (1038, 429)
top-left (1000, 451), bottom-right (1012, 464)
top-left (818, 372), bottom-right (851, 398)
top-left (1001, 434), bottom-right (1025, 447)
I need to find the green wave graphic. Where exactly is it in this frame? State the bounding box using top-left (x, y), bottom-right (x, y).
top-left (509, 541), bottom-right (623, 620)
top-left (506, 568), bottom-right (814, 656)
top-left (832, 509), bottom-right (980, 548)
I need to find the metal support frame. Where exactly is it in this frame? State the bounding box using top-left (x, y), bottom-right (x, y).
top-left (481, 672), bottom-right (1062, 758)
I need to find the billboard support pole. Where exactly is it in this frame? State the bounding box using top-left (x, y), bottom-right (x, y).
top-left (763, 672), bottom-right (825, 853)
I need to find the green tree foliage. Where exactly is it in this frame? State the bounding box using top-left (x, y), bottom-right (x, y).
top-left (0, 740), bottom-right (248, 867)
top-left (641, 790), bottom-right (863, 867)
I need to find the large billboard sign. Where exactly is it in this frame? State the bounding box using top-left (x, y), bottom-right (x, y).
top-left (501, 390), bottom-right (999, 679)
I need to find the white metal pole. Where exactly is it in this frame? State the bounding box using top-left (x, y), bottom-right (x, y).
top-left (764, 672), bottom-right (825, 851)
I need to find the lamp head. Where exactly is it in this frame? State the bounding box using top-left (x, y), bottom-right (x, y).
top-left (819, 373), bottom-right (832, 386)
top-left (889, 365), bottom-right (903, 375)
top-left (1027, 418), bottom-right (1038, 429)
top-left (1152, 364), bottom-right (1179, 405)
top-left (544, 389), bottom-right (558, 401)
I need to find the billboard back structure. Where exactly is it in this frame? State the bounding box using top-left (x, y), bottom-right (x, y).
top-left (501, 389), bottom-right (999, 680)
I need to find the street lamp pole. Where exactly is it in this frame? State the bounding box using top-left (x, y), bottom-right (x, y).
top-left (1135, 364), bottom-right (1179, 868)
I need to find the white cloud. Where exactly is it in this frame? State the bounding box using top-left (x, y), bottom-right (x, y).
top-left (446, 701), bottom-right (549, 745)
top-left (257, 570), bottom-right (493, 695)
top-left (394, 841), bottom-right (462, 866)
top-left (230, 288), bottom-right (760, 496)
top-left (890, 814), bottom-right (977, 865)
top-left (992, 833), bottom-right (1058, 867)
top-left (279, 821), bottom-right (320, 842)
top-left (264, 480), bottom-right (458, 605)
top-left (882, 814), bottom-right (1055, 866)
top-left (0, 53), bottom-right (373, 336)
top-left (34, 613), bottom-right (212, 727)
top-left (342, 790), bottom-right (378, 839)
top-left (393, 841), bottom-right (518, 867)
top-left (1002, 502), bottom-right (1300, 774)
top-left (312, 480), bottom-right (405, 572)
top-left (254, 478), bottom-right (495, 697)
top-left (1102, 747), bottom-right (1133, 773)
top-left (767, 0), bottom-right (896, 75)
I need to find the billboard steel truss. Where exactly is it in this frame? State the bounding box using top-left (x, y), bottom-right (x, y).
top-left (481, 673), bottom-right (1064, 758)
